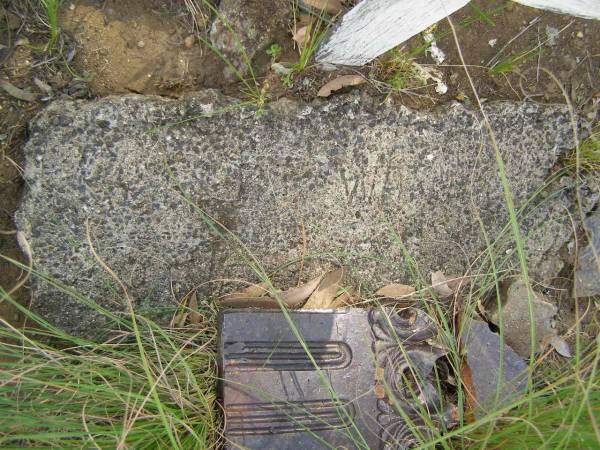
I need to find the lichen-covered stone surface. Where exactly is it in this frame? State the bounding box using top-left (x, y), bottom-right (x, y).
top-left (16, 91), bottom-right (593, 335)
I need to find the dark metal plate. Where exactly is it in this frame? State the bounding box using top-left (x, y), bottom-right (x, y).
top-left (218, 308), bottom-right (455, 449)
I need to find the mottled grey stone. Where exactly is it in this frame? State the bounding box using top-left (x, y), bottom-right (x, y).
top-left (16, 91), bottom-right (593, 335)
top-left (462, 319), bottom-right (527, 415)
top-left (489, 279), bottom-right (558, 358)
top-left (209, 0), bottom-right (291, 79)
top-left (575, 211), bottom-right (600, 297)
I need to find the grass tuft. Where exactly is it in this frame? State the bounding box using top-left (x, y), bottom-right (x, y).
top-left (40, 0), bottom-right (59, 51)
top-left (0, 284), bottom-right (220, 449)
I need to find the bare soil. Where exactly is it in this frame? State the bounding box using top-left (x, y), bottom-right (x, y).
top-left (0, 0), bottom-right (598, 325)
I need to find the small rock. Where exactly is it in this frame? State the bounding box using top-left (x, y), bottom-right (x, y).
top-left (487, 279), bottom-right (558, 358)
top-left (574, 211), bottom-right (600, 297)
top-left (545, 25), bottom-right (560, 46)
top-left (576, 31), bottom-right (584, 38)
top-left (69, 3), bottom-right (76, 10)
top-left (271, 62), bottom-right (291, 77)
top-left (184, 35), bottom-right (195, 48)
top-left (488, 38), bottom-right (498, 47)
top-left (462, 319), bottom-right (527, 415)
top-left (137, 40), bottom-right (145, 49)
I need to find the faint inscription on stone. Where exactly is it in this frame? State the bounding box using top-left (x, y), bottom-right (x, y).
top-left (218, 308), bottom-right (456, 449)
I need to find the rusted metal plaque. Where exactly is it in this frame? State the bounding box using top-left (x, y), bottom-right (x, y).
top-left (218, 308), bottom-right (455, 449)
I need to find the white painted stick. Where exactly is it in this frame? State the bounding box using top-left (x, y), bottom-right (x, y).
top-left (513, 0), bottom-right (600, 20)
top-left (316, 0), bottom-right (599, 68)
top-left (315, 0), bottom-right (470, 66)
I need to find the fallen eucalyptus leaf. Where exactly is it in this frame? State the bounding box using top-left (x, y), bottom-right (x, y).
top-left (222, 281), bottom-right (269, 301)
top-left (189, 290), bottom-right (202, 325)
top-left (303, 0), bottom-right (343, 15)
top-left (431, 270), bottom-right (453, 298)
top-left (549, 335), bottom-right (572, 358)
top-left (242, 281), bottom-right (270, 298)
top-left (375, 283), bottom-right (415, 298)
top-left (303, 268), bottom-right (345, 309)
top-left (219, 275), bottom-right (324, 309)
top-left (0, 79), bottom-right (38, 102)
top-left (293, 26), bottom-right (309, 45)
top-left (317, 75), bottom-right (365, 97)
top-left (281, 273), bottom-right (325, 307)
top-left (331, 287), bottom-right (355, 307)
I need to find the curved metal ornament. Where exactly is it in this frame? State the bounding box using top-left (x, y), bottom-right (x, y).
top-left (369, 308), bottom-right (458, 449)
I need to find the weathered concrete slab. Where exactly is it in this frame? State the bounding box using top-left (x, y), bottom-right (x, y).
top-left (218, 307), bottom-right (454, 449)
top-left (16, 91), bottom-right (593, 335)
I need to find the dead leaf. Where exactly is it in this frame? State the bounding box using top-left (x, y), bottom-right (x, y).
top-left (221, 281), bottom-right (269, 301)
top-left (0, 79), bottom-right (38, 102)
top-left (293, 26), bottom-right (309, 45)
top-left (375, 283), bottom-right (415, 298)
top-left (549, 335), bottom-right (572, 358)
top-left (242, 281), bottom-right (269, 298)
top-left (189, 291), bottom-right (202, 325)
top-left (220, 275), bottom-right (324, 309)
top-left (281, 274), bottom-right (325, 307)
top-left (303, 0), bottom-right (343, 15)
top-left (317, 75), bottom-right (365, 97)
top-left (303, 268), bottom-right (345, 309)
top-left (374, 383), bottom-right (385, 399)
top-left (331, 287), bottom-right (355, 308)
top-left (431, 270), bottom-right (454, 298)
top-left (460, 361), bottom-right (477, 413)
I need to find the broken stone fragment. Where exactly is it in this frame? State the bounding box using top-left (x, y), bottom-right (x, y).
top-left (209, 0), bottom-right (291, 79)
top-left (487, 279), bottom-right (558, 358)
top-left (574, 211), bottom-right (600, 298)
top-left (462, 319), bottom-right (528, 415)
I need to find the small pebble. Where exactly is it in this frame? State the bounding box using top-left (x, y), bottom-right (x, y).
top-left (69, 3), bottom-right (75, 10)
top-left (184, 35), bottom-right (195, 48)
top-left (137, 40), bottom-right (145, 48)
top-left (576, 31), bottom-right (584, 38)
top-left (488, 38), bottom-right (498, 47)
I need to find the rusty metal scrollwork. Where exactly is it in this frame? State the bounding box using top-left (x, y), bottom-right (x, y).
top-left (369, 307), bottom-right (458, 449)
